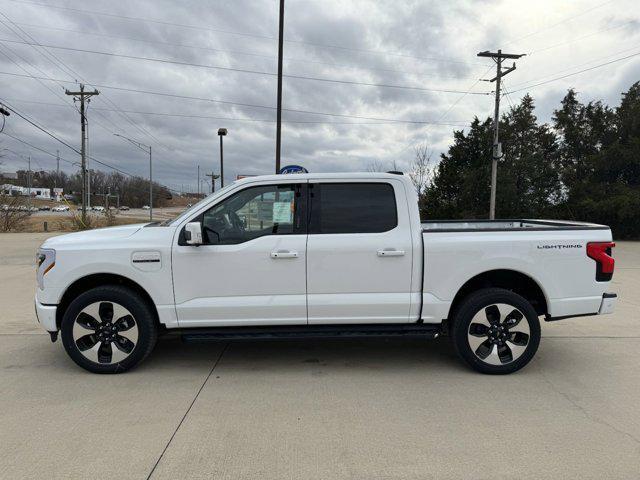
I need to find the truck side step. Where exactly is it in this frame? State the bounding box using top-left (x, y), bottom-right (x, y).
top-left (180, 323), bottom-right (441, 343)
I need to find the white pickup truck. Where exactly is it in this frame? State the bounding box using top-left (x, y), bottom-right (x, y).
top-left (35, 173), bottom-right (617, 374)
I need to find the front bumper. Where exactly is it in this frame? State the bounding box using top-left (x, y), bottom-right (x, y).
top-left (35, 297), bottom-right (57, 332)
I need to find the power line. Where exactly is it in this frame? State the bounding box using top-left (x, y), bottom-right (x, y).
top-left (2, 130), bottom-right (79, 166)
top-left (0, 24), bottom-right (140, 145)
top-left (509, 42), bottom-right (640, 89)
top-left (394, 65), bottom-right (496, 157)
top-left (6, 0), bottom-right (487, 67)
top-left (503, 0), bottom-right (616, 48)
top-left (529, 18), bottom-right (638, 55)
top-left (0, 100), bottom-right (182, 193)
top-left (0, 33), bottom-right (77, 110)
top-left (0, 15), bottom-right (132, 139)
top-left (0, 13), bottom-right (174, 151)
top-left (0, 27), bottom-right (130, 138)
top-left (501, 79), bottom-right (517, 110)
top-left (4, 97), bottom-right (471, 126)
top-left (0, 37), bottom-right (491, 95)
top-left (510, 50), bottom-right (640, 93)
top-left (4, 130), bottom-right (184, 196)
top-left (0, 99), bottom-right (80, 154)
top-left (10, 20), bottom-right (481, 81)
top-left (0, 70), bottom-right (477, 123)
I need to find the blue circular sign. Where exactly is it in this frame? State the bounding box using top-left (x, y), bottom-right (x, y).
top-left (279, 165), bottom-right (308, 174)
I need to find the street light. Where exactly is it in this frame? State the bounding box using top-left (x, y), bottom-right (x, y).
top-left (218, 128), bottom-right (227, 188)
top-left (114, 133), bottom-right (153, 221)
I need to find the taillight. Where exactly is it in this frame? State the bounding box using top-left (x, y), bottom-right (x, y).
top-left (586, 242), bottom-right (615, 282)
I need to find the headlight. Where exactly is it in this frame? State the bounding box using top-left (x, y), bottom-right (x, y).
top-left (36, 248), bottom-right (55, 290)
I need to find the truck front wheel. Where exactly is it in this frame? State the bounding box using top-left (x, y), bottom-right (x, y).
top-left (451, 288), bottom-right (541, 374)
top-left (60, 285), bottom-right (158, 374)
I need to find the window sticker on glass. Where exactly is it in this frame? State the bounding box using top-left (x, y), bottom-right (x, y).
top-left (273, 201), bottom-right (293, 223)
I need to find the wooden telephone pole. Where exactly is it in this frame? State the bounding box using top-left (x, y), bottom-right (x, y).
top-left (65, 84), bottom-right (99, 224)
top-left (477, 50), bottom-right (524, 220)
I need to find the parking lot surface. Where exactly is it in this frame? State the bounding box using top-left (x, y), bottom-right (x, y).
top-left (1, 232), bottom-right (639, 479)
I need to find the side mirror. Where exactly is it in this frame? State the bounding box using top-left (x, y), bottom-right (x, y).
top-left (184, 222), bottom-right (203, 246)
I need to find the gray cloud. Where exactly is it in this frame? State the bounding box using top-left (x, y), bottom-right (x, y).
top-left (0, 0), bottom-right (639, 193)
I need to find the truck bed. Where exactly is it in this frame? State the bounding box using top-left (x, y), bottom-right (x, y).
top-left (422, 219), bottom-right (610, 232)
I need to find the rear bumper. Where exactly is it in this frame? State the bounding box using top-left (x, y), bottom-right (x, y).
top-left (546, 292), bottom-right (616, 321)
top-left (598, 293), bottom-right (617, 315)
top-left (35, 297), bottom-right (57, 332)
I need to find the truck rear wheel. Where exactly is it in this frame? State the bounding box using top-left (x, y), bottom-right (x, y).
top-left (451, 288), bottom-right (541, 374)
top-left (60, 285), bottom-right (158, 374)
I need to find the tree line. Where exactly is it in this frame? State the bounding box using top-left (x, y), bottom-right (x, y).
top-left (8, 169), bottom-right (173, 209)
top-left (421, 82), bottom-right (640, 239)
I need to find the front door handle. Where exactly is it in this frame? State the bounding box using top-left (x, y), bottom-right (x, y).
top-left (270, 250), bottom-right (298, 259)
top-left (377, 248), bottom-right (405, 257)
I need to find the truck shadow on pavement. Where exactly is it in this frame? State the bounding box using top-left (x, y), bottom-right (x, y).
top-left (27, 334), bottom-right (565, 375)
top-left (142, 336), bottom-right (473, 375)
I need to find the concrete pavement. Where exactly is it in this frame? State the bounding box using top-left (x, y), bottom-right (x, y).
top-left (1, 232), bottom-right (639, 479)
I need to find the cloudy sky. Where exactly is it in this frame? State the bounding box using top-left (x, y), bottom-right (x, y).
top-left (0, 0), bottom-right (638, 193)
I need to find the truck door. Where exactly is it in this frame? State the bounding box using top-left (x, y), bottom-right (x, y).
top-left (172, 182), bottom-right (308, 327)
top-left (306, 180), bottom-right (414, 324)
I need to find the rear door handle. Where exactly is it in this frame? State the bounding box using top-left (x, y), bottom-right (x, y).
top-left (377, 248), bottom-right (405, 257)
top-left (270, 250), bottom-right (298, 259)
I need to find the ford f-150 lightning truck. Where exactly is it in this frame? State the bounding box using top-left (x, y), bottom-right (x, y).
top-left (34, 173), bottom-right (617, 374)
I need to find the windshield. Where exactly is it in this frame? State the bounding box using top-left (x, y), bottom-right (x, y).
top-left (161, 182), bottom-right (238, 226)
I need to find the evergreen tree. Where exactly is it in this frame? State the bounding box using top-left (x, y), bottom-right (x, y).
top-left (422, 83), bottom-right (640, 238)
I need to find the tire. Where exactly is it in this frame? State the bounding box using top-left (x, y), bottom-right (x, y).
top-left (451, 288), bottom-right (541, 374)
top-left (61, 285), bottom-right (158, 374)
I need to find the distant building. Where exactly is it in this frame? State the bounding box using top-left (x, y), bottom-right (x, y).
top-left (31, 187), bottom-right (51, 199)
top-left (1, 184), bottom-right (23, 196)
top-left (0, 184), bottom-right (52, 199)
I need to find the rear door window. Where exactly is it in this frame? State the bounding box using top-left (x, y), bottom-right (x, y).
top-left (310, 183), bottom-right (397, 234)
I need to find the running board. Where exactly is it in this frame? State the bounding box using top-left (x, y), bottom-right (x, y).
top-left (180, 323), bottom-right (441, 343)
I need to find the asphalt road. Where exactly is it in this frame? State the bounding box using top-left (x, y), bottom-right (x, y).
top-left (1, 232), bottom-right (639, 479)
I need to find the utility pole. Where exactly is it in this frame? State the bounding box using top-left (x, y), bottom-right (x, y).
top-left (477, 50), bottom-right (525, 220)
top-left (27, 155), bottom-right (31, 209)
top-left (206, 172), bottom-right (220, 193)
top-left (55, 149), bottom-right (59, 189)
top-left (65, 84), bottom-right (99, 224)
top-left (197, 165), bottom-right (200, 197)
top-left (275, 0), bottom-right (285, 173)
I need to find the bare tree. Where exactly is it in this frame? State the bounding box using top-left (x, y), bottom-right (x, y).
top-left (0, 193), bottom-right (30, 232)
top-left (366, 159), bottom-right (401, 173)
top-left (409, 143), bottom-right (433, 197)
top-left (366, 160), bottom-right (385, 172)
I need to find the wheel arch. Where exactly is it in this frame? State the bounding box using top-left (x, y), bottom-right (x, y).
top-left (448, 269), bottom-right (548, 320)
top-left (56, 273), bottom-right (160, 330)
